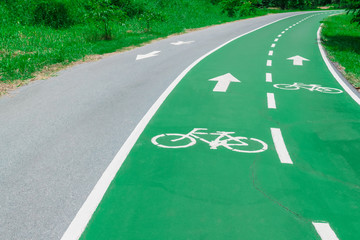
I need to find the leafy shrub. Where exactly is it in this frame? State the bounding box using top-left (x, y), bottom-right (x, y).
top-left (111, 0), bottom-right (144, 17)
top-left (85, 0), bottom-right (125, 40)
top-left (219, 0), bottom-right (256, 17)
top-left (33, 1), bottom-right (73, 29)
top-left (237, 1), bottom-right (256, 16)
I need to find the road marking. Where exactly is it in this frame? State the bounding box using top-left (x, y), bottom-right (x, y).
top-left (61, 13), bottom-right (310, 240)
top-left (317, 24), bottom-right (360, 105)
top-left (287, 55), bottom-right (310, 66)
top-left (267, 60), bottom-right (272, 66)
top-left (268, 50), bottom-right (273, 56)
top-left (285, 28), bottom-right (289, 30)
top-left (152, 128), bottom-right (268, 153)
top-left (209, 73), bottom-right (240, 92)
top-left (274, 38), bottom-right (279, 42)
top-left (292, 24), bottom-right (296, 26)
top-left (267, 93), bottom-right (276, 109)
top-left (277, 34), bottom-right (282, 37)
top-left (266, 73), bottom-right (272, 82)
top-left (271, 128), bottom-right (293, 164)
top-left (136, 51), bottom-right (161, 60)
top-left (289, 26), bottom-right (293, 28)
top-left (312, 222), bottom-right (339, 240)
top-left (271, 43), bottom-right (276, 48)
top-left (281, 31), bottom-right (285, 34)
top-left (171, 40), bottom-right (195, 46)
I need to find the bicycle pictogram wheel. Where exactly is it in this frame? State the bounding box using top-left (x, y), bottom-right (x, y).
top-left (222, 137), bottom-right (268, 153)
top-left (151, 134), bottom-right (196, 148)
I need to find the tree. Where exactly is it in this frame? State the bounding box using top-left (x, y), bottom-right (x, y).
top-left (85, 0), bottom-right (125, 40)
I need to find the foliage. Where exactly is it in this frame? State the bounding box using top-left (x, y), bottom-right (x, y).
top-left (111, 0), bottom-right (144, 17)
top-left (85, 0), bottom-right (125, 40)
top-left (346, 0), bottom-right (360, 25)
top-left (33, 1), bottom-right (74, 29)
top-left (219, 0), bottom-right (257, 17)
top-left (322, 13), bottom-right (360, 87)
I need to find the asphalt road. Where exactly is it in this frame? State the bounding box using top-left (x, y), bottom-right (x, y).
top-left (1, 11), bottom-right (358, 240)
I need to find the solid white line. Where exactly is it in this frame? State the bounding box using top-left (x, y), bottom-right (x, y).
top-left (267, 60), bottom-right (272, 66)
top-left (274, 38), bottom-right (279, 42)
top-left (61, 13), bottom-right (308, 240)
top-left (268, 50), bottom-right (273, 56)
top-left (271, 43), bottom-right (276, 48)
top-left (312, 222), bottom-right (339, 240)
top-left (267, 93), bottom-right (276, 109)
top-left (271, 128), bottom-right (293, 164)
top-left (266, 73), bottom-right (272, 82)
top-left (317, 24), bottom-right (360, 105)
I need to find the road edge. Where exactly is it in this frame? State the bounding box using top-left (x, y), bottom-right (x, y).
top-left (317, 23), bottom-right (360, 105)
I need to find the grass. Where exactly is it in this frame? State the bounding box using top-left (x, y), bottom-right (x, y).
top-left (321, 13), bottom-right (360, 89)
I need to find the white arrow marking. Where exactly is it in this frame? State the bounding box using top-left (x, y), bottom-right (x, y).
top-left (209, 73), bottom-right (240, 92)
top-left (136, 51), bottom-right (161, 60)
top-left (171, 41), bottom-right (194, 46)
top-left (287, 55), bottom-right (310, 66)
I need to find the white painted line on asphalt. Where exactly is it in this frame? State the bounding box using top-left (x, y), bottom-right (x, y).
top-left (209, 73), bottom-right (240, 92)
top-left (312, 222), bottom-right (339, 240)
top-left (287, 55), bottom-right (310, 66)
top-left (268, 50), bottom-right (273, 56)
top-left (136, 51), bottom-right (161, 60)
top-left (267, 60), bottom-right (272, 66)
top-left (317, 25), bottom-right (360, 105)
top-left (266, 73), bottom-right (272, 82)
top-left (271, 43), bottom-right (276, 48)
top-left (267, 93), bottom-right (276, 109)
top-left (274, 38), bottom-right (279, 42)
top-left (271, 128), bottom-right (293, 164)
top-left (61, 13), bottom-right (310, 240)
top-left (171, 40), bottom-right (195, 45)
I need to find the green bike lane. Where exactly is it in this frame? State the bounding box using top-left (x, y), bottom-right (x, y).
top-left (75, 12), bottom-right (359, 240)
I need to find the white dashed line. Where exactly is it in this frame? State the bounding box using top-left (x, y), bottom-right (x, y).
top-left (266, 73), bottom-right (272, 82)
top-left (268, 50), bottom-right (273, 56)
top-left (277, 34), bottom-right (282, 37)
top-left (271, 128), bottom-right (293, 164)
top-left (274, 38), bottom-right (279, 42)
top-left (271, 44), bottom-right (276, 48)
top-left (312, 222), bottom-right (339, 240)
top-left (267, 60), bottom-right (272, 66)
top-left (267, 93), bottom-right (276, 109)
top-left (281, 31), bottom-right (285, 34)
top-left (285, 28), bottom-right (289, 31)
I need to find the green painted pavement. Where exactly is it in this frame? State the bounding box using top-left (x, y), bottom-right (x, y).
top-left (80, 12), bottom-right (360, 239)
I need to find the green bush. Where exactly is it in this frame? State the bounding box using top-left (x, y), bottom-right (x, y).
top-left (111, 0), bottom-right (144, 17)
top-left (33, 1), bottom-right (73, 29)
top-left (219, 0), bottom-right (256, 17)
top-left (237, 1), bottom-right (256, 17)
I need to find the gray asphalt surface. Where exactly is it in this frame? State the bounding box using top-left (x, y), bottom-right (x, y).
top-left (0, 12), bottom-right (315, 240)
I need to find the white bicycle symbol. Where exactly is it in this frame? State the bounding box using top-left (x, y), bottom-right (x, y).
top-left (151, 128), bottom-right (268, 153)
top-left (274, 82), bottom-right (343, 94)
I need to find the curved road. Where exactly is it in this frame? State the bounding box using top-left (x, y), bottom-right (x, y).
top-left (1, 11), bottom-right (359, 240)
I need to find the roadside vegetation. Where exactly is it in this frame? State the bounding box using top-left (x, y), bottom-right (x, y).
top-left (321, 12), bottom-right (360, 89)
top-left (0, 0), bottom-right (343, 90)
